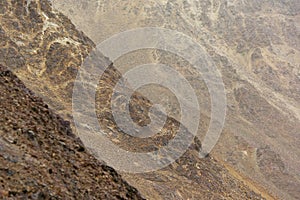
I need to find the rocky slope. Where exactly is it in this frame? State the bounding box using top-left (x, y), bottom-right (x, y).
top-left (0, 64), bottom-right (143, 199)
top-left (51, 0), bottom-right (300, 199)
top-left (0, 0), bottom-right (294, 199)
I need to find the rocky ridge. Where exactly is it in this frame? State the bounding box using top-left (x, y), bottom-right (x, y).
top-left (0, 64), bottom-right (143, 199)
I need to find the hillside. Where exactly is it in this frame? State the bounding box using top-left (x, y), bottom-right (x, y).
top-left (0, 64), bottom-right (143, 199)
top-left (1, 0), bottom-right (298, 199)
top-left (52, 1), bottom-right (300, 199)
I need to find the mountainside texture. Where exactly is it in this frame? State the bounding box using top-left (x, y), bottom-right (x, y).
top-left (0, 64), bottom-right (143, 199)
top-left (0, 0), bottom-right (97, 122)
top-left (51, 1), bottom-right (300, 199)
top-left (0, 58), bottom-right (264, 199)
top-left (0, 0), bottom-right (297, 200)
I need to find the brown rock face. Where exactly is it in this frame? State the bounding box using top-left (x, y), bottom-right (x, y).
top-left (0, 64), bottom-right (143, 199)
top-left (0, 0), bottom-right (99, 122)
